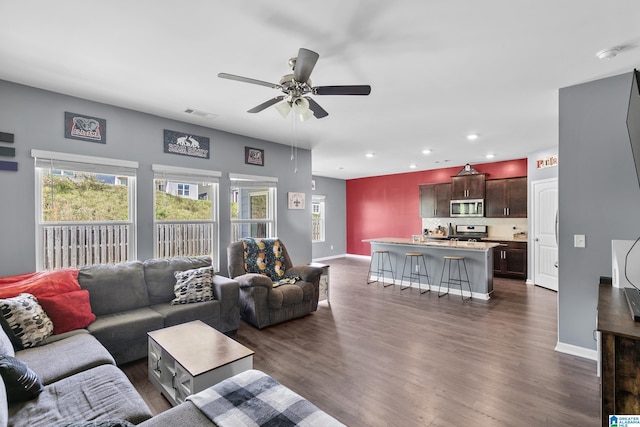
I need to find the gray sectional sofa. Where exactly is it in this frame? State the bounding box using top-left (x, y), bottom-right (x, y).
top-left (78, 256), bottom-right (240, 364)
top-left (0, 256), bottom-right (346, 426)
top-left (0, 327), bottom-right (153, 426)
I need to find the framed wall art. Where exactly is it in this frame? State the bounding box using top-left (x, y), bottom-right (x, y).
top-left (288, 192), bottom-right (305, 209)
top-left (64, 112), bottom-right (107, 143)
top-left (245, 146), bottom-right (264, 166)
top-left (164, 129), bottom-right (210, 159)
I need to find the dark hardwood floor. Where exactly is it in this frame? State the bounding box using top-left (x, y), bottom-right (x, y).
top-left (122, 256), bottom-right (600, 426)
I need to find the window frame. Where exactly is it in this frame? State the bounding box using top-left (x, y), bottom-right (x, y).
top-left (32, 149), bottom-right (138, 270)
top-left (312, 194), bottom-right (326, 243)
top-left (229, 173), bottom-right (278, 241)
top-left (152, 164), bottom-right (221, 270)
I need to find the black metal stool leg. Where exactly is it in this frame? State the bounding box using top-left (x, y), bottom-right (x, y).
top-left (400, 255), bottom-right (410, 290)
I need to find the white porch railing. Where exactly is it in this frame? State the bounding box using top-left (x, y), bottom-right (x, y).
top-left (42, 223), bottom-right (130, 270)
top-left (312, 217), bottom-right (322, 241)
top-left (156, 221), bottom-right (213, 258)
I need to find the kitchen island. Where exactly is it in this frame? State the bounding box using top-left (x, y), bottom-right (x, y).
top-left (363, 237), bottom-right (501, 299)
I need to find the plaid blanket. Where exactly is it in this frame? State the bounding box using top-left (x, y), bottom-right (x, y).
top-left (187, 370), bottom-right (346, 427)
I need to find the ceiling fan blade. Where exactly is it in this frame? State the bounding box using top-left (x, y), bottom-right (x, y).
top-left (247, 96), bottom-right (286, 113)
top-left (305, 97), bottom-right (329, 119)
top-left (314, 85), bottom-right (371, 96)
top-left (293, 48), bottom-right (319, 83)
top-left (218, 73), bottom-right (280, 89)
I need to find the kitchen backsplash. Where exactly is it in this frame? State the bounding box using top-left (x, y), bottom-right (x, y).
top-left (422, 217), bottom-right (528, 240)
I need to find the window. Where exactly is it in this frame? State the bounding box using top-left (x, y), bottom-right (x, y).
top-left (312, 195), bottom-right (326, 242)
top-left (32, 150), bottom-right (138, 270)
top-left (229, 173), bottom-right (277, 241)
top-left (153, 165), bottom-right (221, 270)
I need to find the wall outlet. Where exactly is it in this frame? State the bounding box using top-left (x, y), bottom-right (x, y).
top-left (330, 245), bottom-right (334, 250)
top-left (574, 234), bottom-right (586, 248)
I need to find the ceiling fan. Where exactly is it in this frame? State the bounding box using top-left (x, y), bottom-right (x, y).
top-left (218, 48), bottom-right (371, 120)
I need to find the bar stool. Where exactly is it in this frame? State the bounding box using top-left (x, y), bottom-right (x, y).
top-left (438, 255), bottom-right (472, 300)
top-left (367, 250), bottom-right (395, 287)
top-left (400, 252), bottom-right (430, 293)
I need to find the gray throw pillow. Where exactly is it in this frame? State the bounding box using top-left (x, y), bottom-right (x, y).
top-left (0, 354), bottom-right (43, 403)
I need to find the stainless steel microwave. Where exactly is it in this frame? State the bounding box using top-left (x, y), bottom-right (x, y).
top-left (450, 199), bottom-right (484, 217)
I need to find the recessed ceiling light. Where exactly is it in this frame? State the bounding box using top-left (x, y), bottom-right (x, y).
top-left (365, 152), bottom-right (375, 158)
top-left (486, 154), bottom-right (495, 159)
top-left (596, 48), bottom-right (620, 60)
top-left (467, 133), bottom-right (479, 141)
top-left (409, 164), bottom-right (417, 169)
top-left (421, 149), bottom-right (432, 155)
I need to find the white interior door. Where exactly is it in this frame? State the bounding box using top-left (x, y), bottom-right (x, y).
top-left (532, 178), bottom-right (558, 291)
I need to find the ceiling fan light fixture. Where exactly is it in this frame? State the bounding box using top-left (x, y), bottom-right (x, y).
top-left (275, 101), bottom-right (292, 118)
top-left (292, 97), bottom-right (314, 121)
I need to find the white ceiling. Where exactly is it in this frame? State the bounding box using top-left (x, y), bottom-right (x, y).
top-left (1, 1), bottom-right (639, 179)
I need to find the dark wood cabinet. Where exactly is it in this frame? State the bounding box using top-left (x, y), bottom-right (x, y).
top-left (419, 183), bottom-right (451, 218)
top-left (485, 177), bottom-right (527, 218)
top-left (450, 174), bottom-right (486, 199)
top-left (491, 241), bottom-right (527, 279)
top-left (598, 284), bottom-right (640, 427)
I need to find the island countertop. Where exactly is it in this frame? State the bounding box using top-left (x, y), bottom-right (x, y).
top-left (363, 237), bottom-right (497, 299)
top-left (363, 237), bottom-right (501, 251)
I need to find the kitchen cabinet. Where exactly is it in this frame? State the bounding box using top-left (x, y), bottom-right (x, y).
top-left (419, 183), bottom-right (451, 218)
top-left (491, 240), bottom-right (527, 279)
top-left (451, 174), bottom-right (486, 199)
top-left (485, 177), bottom-right (527, 218)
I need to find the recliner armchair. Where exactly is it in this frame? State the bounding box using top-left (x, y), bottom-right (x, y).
top-left (227, 238), bottom-right (323, 329)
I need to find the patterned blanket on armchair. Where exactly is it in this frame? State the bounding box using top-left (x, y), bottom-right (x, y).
top-left (241, 238), bottom-right (286, 280)
top-left (187, 369), bottom-right (346, 427)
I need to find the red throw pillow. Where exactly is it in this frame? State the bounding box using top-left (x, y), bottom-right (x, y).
top-left (0, 269), bottom-right (80, 299)
top-left (38, 290), bottom-right (96, 334)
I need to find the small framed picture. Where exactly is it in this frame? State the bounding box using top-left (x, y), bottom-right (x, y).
top-left (245, 146), bottom-right (264, 166)
top-left (288, 192), bottom-right (305, 209)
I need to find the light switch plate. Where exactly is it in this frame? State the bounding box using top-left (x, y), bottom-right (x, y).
top-left (574, 234), bottom-right (586, 248)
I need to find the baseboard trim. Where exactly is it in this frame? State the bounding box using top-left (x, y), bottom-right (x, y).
top-left (554, 341), bottom-right (597, 361)
top-left (312, 254), bottom-right (348, 262)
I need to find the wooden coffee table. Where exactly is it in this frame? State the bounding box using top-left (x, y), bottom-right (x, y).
top-left (147, 320), bottom-right (254, 406)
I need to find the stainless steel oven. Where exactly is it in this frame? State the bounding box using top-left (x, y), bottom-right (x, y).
top-left (450, 199), bottom-right (484, 217)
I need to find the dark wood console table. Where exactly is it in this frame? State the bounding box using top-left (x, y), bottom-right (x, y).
top-left (597, 283), bottom-right (640, 426)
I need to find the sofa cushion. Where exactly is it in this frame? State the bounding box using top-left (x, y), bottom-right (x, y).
top-left (0, 321), bottom-right (15, 358)
top-left (17, 332), bottom-right (114, 385)
top-left (55, 421), bottom-right (135, 427)
top-left (6, 364), bottom-right (153, 427)
top-left (0, 293), bottom-right (53, 349)
top-left (0, 371), bottom-right (7, 427)
top-left (150, 300), bottom-right (220, 328)
top-left (172, 266), bottom-right (215, 305)
top-left (38, 290), bottom-right (96, 335)
top-left (143, 256), bottom-right (211, 305)
top-left (267, 284), bottom-right (304, 309)
top-left (0, 354), bottom-right (43, 403)
top-left (87, 308), bottom-right (164, 365)
top-left (78, 261), bottom-right (149, 316)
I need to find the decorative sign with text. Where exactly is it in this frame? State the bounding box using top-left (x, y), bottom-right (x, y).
top-left (163, 130), bottom-right (210, 159)
top-left (245, 147), bottom-right (264, 166)
top-left (65, 112), bottom-right (107, 143)
top-left (536, 155), bottom-right (558, 169)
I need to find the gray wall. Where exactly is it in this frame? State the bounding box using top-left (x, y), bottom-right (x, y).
top-left (558, 71), bottom-right (639, 351)
top-left (527, 146), bottom-right (559, 281)
top-left (0, 80), bottom-right (315, 277)
top-left (311, 175), bottom-right (346, 259)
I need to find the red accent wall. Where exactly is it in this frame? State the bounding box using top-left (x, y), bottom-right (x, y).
top-left (346, 159), bottom-right (527, 255)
